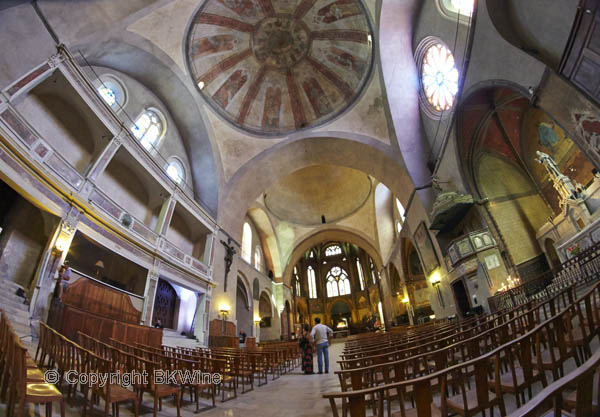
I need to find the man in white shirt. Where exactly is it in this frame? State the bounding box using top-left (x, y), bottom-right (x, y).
top-left (310, 318), bottom-right (333, 374)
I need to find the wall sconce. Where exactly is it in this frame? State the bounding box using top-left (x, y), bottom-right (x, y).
top-left (254, 315), bottom-right (261, 325)
top-left (429, 269), bottom-right (445, 307)
top-left (54, 234), bottom-right (71, 253)
top-left (219, 303), bottom-right (230, 319)
top-left (401, 296), bottom-right (410, 304)
top-left (219, 303), bottom-right (230, 335)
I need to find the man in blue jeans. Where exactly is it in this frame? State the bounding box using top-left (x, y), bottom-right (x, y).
top-left (310, 318), bottom-right (333, 374)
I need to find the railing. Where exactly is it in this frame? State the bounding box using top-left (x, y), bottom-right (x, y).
top-left (446, 228), bottom-right (496, 266)
top-left (488, 242), bottom-right (600, 311)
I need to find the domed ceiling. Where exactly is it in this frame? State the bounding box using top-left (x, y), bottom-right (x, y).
top-left (264, 165), bottom-right (372, 225)
top-left (186, 0), bottom-right (374, 136)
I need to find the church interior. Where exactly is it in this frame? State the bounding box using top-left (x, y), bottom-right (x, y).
top-left (1, 0), bottom-right (600, 416)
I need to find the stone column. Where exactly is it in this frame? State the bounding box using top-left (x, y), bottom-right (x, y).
top-left (30, 207), bottom-right (79, 327)
top-left (142, 261), bottom-right (160, 325)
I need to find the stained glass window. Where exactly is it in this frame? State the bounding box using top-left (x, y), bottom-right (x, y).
top-left (98, 86), bottom-right (116, 106)
top-left (307, 266), bottom-right (317, 299)
top-left (356, 258), bottom-right (365, 291)
top-left (254, 246), bottom-right (262, 271)
top-left (422, 43), bottom-right (459, 112)
top-left (370, 259), bottom-right (377, 285)
top-left (166, 159), bottom-right (184, 184)
top-left (325, 245), bottom-right (342, 257)
top-left (242, 222), bottom-right (252, 263)
top-left (443, 0), bottom-right (474, 17)
top-left (295, 275), bottom-right (301, 297)
top-left (132, 110), bottom-right (164, 151)
top-left (326, 266), bottom-right (351, 297)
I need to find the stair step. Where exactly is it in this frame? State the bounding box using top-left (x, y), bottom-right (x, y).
top-left (1, 303), bottom-right (30, 321)
top-left (0, 279), bottom-right (26, 292)
top-left (0, 294), bottom-right (30, 312)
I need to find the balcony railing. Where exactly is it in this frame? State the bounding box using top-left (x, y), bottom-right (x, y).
top-left (487, 242), bottom-right (600, 312)
top-left (447, 229), bottom-right (496, 267)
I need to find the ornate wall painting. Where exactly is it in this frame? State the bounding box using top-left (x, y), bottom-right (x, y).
top-left (413, 222), bottom-right (440, 275)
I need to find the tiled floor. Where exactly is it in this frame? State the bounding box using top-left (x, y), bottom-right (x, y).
top-left (1, 335), bottom-right (597, 416)
top-left (0, 343), bottom-right (344, 417)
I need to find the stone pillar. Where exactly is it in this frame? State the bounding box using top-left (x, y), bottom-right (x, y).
top-left (142, 261), bottom-right (160, 325)
top-left (30, 207), bottom-right (79, 326)
top-left (156, 196), bottom-right (177, 236)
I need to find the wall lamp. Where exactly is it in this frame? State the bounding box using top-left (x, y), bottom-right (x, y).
top-left (429, 269), bottom-right (445, 307)
top-left (219, 303), bottom-right (230, 335)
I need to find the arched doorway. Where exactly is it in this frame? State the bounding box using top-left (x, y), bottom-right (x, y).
top-left (330, 301), bottom-right (352, 331)
top-left (258, 291), bottom-right (274, 340)
top-left (152, 278), bottom-right (178, 329)
top-left (236, 277), bottom-right (252, 337)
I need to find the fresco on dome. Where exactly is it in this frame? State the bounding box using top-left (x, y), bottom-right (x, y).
top-left (187, 0), bottom-right (374, 136)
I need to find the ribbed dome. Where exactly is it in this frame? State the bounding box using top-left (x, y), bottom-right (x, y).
top-left (186, 0), bottom-right (374, 136)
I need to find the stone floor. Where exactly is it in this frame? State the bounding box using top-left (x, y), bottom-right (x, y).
top-left (1, 335), bottom-right (597, 417)
top-left (0, 343), bottom-right (344, 417)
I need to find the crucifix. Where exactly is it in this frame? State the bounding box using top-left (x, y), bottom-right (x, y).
top-left (220, 237), bottom-right (236, 292)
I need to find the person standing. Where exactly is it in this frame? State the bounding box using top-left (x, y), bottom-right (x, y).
top-left (310, 318), bottom-right (333, 374)
top-left (298, 324), bottom-right (314, 374)
top-left (57, 260), bottom-right (71, 299)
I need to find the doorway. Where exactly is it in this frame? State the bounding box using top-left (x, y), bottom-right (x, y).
top-left (152, 278), bottom-right (178, 329)
top-left (451, 279), bottom-right (471, 317)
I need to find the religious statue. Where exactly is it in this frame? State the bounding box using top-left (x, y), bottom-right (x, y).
top-left (535, 151), bottom-right (580, 206)
top-left (220, 237), bottom-right (236, 292)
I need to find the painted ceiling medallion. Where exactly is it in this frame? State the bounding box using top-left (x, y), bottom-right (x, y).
top-left (186, 0), bottom-right (374, 136)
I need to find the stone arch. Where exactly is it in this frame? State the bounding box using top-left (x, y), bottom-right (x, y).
top-left (281, 227), bottom-right (383, 288)
top-left (485, 0), bottom-right (579, 69)
top-left (248, 205), bottom-right (282, 277)
top-left (328, 298), bottom-right (354, 327)
top-left (374, 183), bottom-right (394, 261)
top-left (78, 37), bottom-right (220, 216)
top-left (236, 276), bottom-right (252, 336)
top-left (219, 135), bottom-right (414, 241)
top-left (236, 272), bottom-right (252, 309)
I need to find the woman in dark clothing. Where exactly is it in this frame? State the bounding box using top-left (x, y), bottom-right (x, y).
top-left (299, 323), bottom-right (314, 374)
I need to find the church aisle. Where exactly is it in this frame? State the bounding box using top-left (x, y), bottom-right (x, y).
top-left (0, 342), bottom-right (344, 417)
top-left (198, 342), bottom-right (343, 417)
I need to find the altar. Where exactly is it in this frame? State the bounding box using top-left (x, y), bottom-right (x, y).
top-left (535, 152), bottom-right (600, 264)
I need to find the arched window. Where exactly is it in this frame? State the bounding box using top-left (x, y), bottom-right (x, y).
top-left (309, 250), bottom-right (315, 258)
top-left (396, 198), bottom-right (405, 222)
top-left (356, 258), bottom-right (365, 291)
top-left (440, 0), bottom-right (474, 19)
top-left (166, 158), bottom-right (185, 184)
top-left (242, 222), bottom-right (252, 263)
top-left (254, 246), bottom-right (262, 271)
top-left (98, 86), bottom-right (117, 106)
top-left (325, 245), bottom-right (342, 257)
top-left (370, 259), bottom-right (377, 285)
top-left (132, 109), bottom-right (164, 151)
top-left (326, 266), bottom-right (351, 297)
top-left (307, 266), bottom-right (317, 299)
top-left (97, 75), bottom-right (126, 110)
top-left (294, 267), bottom-right (301, 296)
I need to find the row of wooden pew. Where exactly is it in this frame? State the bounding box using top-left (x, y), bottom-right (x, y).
top-left (22, 319), bottom-right (301, 416)
top-left (1, 309), bottom-right (66, 417)
top-left (322, 280), bottom-right (600, 416)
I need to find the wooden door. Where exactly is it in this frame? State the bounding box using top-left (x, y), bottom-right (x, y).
top-left (152, 279), bottom-right (177, 329)
top-left (561, 0), bottom-right (600, 104)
